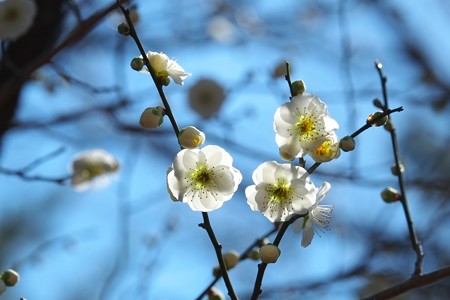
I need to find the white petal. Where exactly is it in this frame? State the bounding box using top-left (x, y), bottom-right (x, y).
top-left (245, 185), bottom-right (258, 211)
top-left (301, 221), bottom-right (315, 248)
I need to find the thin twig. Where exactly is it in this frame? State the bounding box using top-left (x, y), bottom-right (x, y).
top-left (362, 265), bottom-right (450, 300)
top-left (199, 212), bottom-right (238, 300)
top-left (374, 60), bottom-right (424, 276)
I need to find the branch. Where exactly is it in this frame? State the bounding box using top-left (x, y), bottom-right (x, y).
top-left (374, 60), bottom-right (424, 276)
top-left (362, 265), bottom-right (450, 300)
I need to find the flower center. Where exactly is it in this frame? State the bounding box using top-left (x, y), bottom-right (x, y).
top-left (191, 164), bottom-right (213, 189)
top-left (295, 115), bottom-right (316, 137)
top-left (314, 140), bottom-right (332, 156)
top-left (266, 179), bottom-right (292, 203)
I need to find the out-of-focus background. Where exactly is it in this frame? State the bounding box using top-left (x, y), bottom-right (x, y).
top-left (1, 0), bottom-right (449, 299)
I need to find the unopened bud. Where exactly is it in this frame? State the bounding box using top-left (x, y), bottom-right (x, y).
top-left (259, 244), bottom-right (281, 264)
top-left (178, 126), bottom-right (205, 149)
top-left (384, 119), bottom-right (395, 132)
top-left (130, 57), bottom-right (144, 71)
top-left (222, 250), bottom-right (239, 269)
top-left (373, 98), bottom-right (384, 109)
top-left (247, 249), bottom-right (260, 260)
top-left (291, 80), bottom-right (306, 96)
top-left (139, 106), bottom-right (165, 129)
top-left (1, 269), bottom-right (19, 287)
top-left (367, 111), bottom-right (388, 127)
top-left (391, 163), bottom-right (405, 176)
top-left (381, 187), bottom-right (401, 203)
top-left (212, 266), bottom-right (221, 277)
top-left (117, 23), bottom-right (130, 35)
top-left (339, 136), bottom-right (355, 152)
top-left (160, 76), bottom-right (171, 86)
top-left (207, 286), bottom-right (226, 300)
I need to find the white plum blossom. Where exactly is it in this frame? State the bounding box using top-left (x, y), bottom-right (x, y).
top-left (274, 93), bottom-right (339, 159)
top-left (166, 145), bottom-right (242, 212)
top-left (0, 0), bottom-right (37, 40)
top-left (141, 51), bottom-right (191, 85)
top-left (293, 182), bottom-right (333, 248)
top-left (245, 161), bottom-right (317, 222)
top-left (71, 149), bottom-right (120, 191)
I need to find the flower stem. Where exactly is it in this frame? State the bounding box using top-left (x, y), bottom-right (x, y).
top-left (374, 60), bottom-right (424, 276)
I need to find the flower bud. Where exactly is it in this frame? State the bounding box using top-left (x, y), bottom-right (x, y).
top-left (1, 269), bottom-right (19, 287)
top-left (178, 126), bottom-right (205, 149)
top-left (130, 57), bottom-right (144, 71)
top-left (212, 266), bottom-right (221, 277)
top-left (373, 98), bottom-right (384, 109)
top-left (384, 119), bottom-right (395, 132)
top-left (207, 286), bottom-right (225, 300)
top-left (279, 144), bottom-right (297, 161)
top-left (222, 250), bottom-right (239, 269)
top-left (391, 163), bottom-right (405, 176)
top-left (367, 111), bottom-right (388, 127)
top-left (0, 280), bottom-right (6, 295)
top-left (339, 136), bottom-right (355, 152)
top-left (139, 106), bottom-right (165, 129)
top-left (381, 187), bottom-right (401, 203)
top-left (291, 80), bottom-right (306, 96)
top-left (247, 249), bottom-right (260, 260)
top-left (117, 22), bottom-right (130, 35)
top-left (160, 76), bottom-right (171, 86)
top-left (259, 244), bottom-right (281, 264)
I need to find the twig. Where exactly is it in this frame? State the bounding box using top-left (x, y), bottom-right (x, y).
top-left (196, 226), bottom-right (278, 300)
top-left (198, 212), bottom-right (238, 299)
top-left (374, 60), bottom-right (424, 276)
top-left (250, 214), bottom-right (306, 299)
top-left (362, 265), bottom-right (450, 300)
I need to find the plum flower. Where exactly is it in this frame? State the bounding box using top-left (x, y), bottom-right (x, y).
top-left (0, 0), bottom-right (37, 40)
top-left (245, 161), bottom-right (317, 222)
top-left (274, 93), bottom-right (339, 159)
top-left (71, 149), bottom-right (120, 191)
top-left (141, 51), bottom-right (191, 85)
top-left (188, 79), bottom-right (226, 119)
top-left (166, 145), bottom-right (242, 212)
top-left (293, 182), bottom-right (333, 247)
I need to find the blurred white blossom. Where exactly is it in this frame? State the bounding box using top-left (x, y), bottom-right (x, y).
top-left (188, 79), bottom-right (225, 118)
top-left (0, 0), bottom-right (37, 40)
top-left (245, 161), bottom-right (316, 222)
top-left (274, 93), bottom-right (339, 159)
top-left (293, 182), bottom-right (333, 247)
top-left (141, 51), bottom-right (191, 85)
top-left (166, 145), bottom-right (242, 212)
top-left (70, 149), bottom-right (119, 191)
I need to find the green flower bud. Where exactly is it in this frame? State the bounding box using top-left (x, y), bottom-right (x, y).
top-left (291, 80), bottom-right (306, 96)
top-left (117, 23), bottom-right (130, 35)
top-left (222, 250), bottom-right (239, 269)
top-left (373, 98), bottom-right (384, 109)
top-left (339, 136), bottom-right (355, 152)
top-left (367, 111), bottom-right (388, 127)
top-left (130, 57), bottom-right (144, 71)
top-left (160, 76), bottom-right (171, 86)
top-left (139, 106), bottom-right (165, 129)
top-left (1, 269), bottom-right (19, 287)
top-left (247, 249), bottom-right (260, 260)
top-left (259, 244), bottom-right (281, 264)
top-left (384, 119), bottom-right (395, 132)
top-left (391, 163), bottom-right (405, 176)
top-left (381, 187), bottom-right (401, 203)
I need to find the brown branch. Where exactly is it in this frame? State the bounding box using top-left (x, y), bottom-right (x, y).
top-left (362, 265), bottom-right (450, 300)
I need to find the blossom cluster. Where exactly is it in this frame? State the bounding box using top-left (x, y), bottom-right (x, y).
top-left (152, 53), bottom-right (337, 247)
